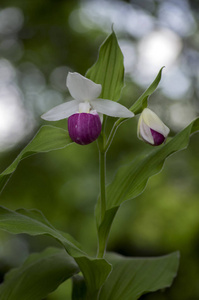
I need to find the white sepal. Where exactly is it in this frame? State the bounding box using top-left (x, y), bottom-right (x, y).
top-left (91, 99), bottom-right (134, 118)
top-left (41, 99), bottom-right (79, 121)
top-left (66, 72), bottom-right (102, 102)
top-left (137, 108), bottom-right (170, 145)
top-left (142, 108), bottom-right (170, 137)
top-left (137, 116), bottom-right (154, 144)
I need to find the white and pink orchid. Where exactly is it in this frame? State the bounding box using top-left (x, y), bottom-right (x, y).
top-left (42, 72), bottom-right (134, 145)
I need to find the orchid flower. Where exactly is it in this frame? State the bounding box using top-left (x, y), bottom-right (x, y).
top-left (137, 108), bottom-right (170, 146)
top-left (41, 72), bottom-right (134, 145)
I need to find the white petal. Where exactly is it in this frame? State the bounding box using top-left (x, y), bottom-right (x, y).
top-left (41, 100), bottom-right (79, 121)
top-left (137, 116), bottom-right (154, 144)
top-left (66, 72), bottom-right (102, 101)
top-left (142, 108), bottom-right (170, 137)
top-left (91, 99), bottom-right (134, 118)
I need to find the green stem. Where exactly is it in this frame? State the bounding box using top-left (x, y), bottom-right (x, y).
top-left (97, 152), bottom-right (106, 258)
top-left (97, 117), bottom-right (128, 258)
top-left (97, 131), bottom-right (107, 258)
top-left (99, 150), bottom-right (106, 223)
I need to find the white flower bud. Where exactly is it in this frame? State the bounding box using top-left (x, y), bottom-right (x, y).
top-left (137, 108), bottom-right (170, 146)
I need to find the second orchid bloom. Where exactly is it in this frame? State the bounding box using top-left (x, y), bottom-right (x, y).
top-left (41, 72), bottom-right (134, 145)
top-left (137, 108), bottom-right (170, 146)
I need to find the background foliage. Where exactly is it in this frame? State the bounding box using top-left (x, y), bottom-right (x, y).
top-left (0, 0), bottom-right (199, 299)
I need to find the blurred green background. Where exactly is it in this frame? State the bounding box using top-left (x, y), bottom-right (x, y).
top-left (0, 0), bottom-right (199, 299)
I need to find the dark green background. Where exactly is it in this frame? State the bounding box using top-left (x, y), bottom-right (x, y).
top-left (0, 0), bottom-right (199, 299)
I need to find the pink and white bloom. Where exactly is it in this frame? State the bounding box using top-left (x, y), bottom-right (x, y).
top-left (41, 72), bottom-right (134, 145)
top-left (137, 108), bottom-right (170, 146)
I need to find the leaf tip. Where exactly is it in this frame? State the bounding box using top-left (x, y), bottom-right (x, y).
top-left (111, 23), bottom-right (115, 33)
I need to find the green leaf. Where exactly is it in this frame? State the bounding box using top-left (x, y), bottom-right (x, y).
top-left (0, 125), bottom-right (73, 193)
top-left (0, 247), bottom-right (79, 300)
top-left (130, 67), bottom-right (164, 115)
top-left (99, 251), bottom-right (180, 300)
top-left (0, 206), bottom-right (84, 257)
top-left (97, 207), bottom-right (118, 257)
top-left (0, 206), bottom-right (112, 299)
top-left (86, 31), bottom-right (124, 101)
top-left (107, 117), bottom-right (199, 207)
top-left (75, 256), bottom-right (112, 300)
top-left (97, 118), bottom-right (199, 253)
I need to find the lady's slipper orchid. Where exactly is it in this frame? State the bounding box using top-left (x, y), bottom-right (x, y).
top-left (137, 108), bottom-right (170, 146)
top-left (41, 72), bottom-right (134, 145)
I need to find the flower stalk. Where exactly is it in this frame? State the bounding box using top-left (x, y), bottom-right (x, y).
top-left (99, 150), bottom-right (106, 224)
top-left (97, 117), bottom-right (126, 258)
top-left (97, 128), bottom-right (107, 258)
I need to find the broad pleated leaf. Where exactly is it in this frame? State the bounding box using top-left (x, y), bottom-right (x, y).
top-left (0, 206), bottom-right (84, 257)
top-left (75, 256), bottom-right (112, 300)
top-left (0, 125), bottom-right (73, 193)
top-left (99, 252), bottom-right (180, 300)
top-left (107, 117), bottom-right (199, 207)
top-left (0, 247), bottom-right (79, 300)
top-left (96, 118), bottom-right (199, 254)
top-left (86, 31), bottom-right (124, 101)
top-left (0, 206), bottom-right (112, 299)
top-left (130, 67), bottom-right (164, 115)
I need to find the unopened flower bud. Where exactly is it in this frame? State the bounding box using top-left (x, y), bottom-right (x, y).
top-left (137, 108), bottom-right (170, 146)
top-left (68, 111), bottom-right (102, 145)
